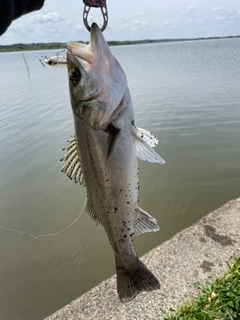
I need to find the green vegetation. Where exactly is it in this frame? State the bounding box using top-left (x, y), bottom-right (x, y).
top-left (0, 42), bottom-right (65, 52)
top-left (162, 258), bottom-right (240, 320)
top-left (0, 36), bottom-right (239, 52)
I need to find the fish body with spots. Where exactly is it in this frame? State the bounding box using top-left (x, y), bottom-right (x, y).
top-left (63, 23), bottom-right (165, 303)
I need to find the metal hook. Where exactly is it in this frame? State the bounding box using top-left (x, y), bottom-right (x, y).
top-left (56, 49), bottom-right (66, 57)
top-left (83, 0), bottom-right (108, 32)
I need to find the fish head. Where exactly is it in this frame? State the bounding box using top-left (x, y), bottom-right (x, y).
top-left (66, 23), bottom-right (127, 131)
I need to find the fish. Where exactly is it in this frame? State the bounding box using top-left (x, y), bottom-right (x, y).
top-left (63, 23), bottom-right (165, 303)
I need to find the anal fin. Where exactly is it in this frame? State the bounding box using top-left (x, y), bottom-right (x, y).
top-left (85, 199), bottom-right (102, 227)
top-left (134, 207), bottom-right (159, 236)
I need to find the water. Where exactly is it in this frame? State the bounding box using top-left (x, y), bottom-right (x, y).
top-left (0, 39), bottom-right (240, 320)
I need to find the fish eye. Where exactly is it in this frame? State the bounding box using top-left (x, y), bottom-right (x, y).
top-left (69, 68), bottom-right (81, 83)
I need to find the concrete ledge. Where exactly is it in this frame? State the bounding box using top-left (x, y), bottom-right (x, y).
top-left (45, 198), bottom-right (240, 320)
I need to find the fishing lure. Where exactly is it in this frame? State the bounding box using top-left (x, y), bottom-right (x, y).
top-left (31, 49), bottom-right (67, 68)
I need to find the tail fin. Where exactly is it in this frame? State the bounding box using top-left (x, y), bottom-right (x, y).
top-left (116, 258), bottom-right (160, 303)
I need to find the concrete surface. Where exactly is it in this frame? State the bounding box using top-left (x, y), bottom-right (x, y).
top-left (45, 198), bottom-right (240, 320)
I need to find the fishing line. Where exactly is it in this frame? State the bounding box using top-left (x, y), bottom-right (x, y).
top-left (0, 199), bottom-right (86, 239)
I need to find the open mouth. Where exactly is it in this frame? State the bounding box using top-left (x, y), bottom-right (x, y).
top-left (66, 42), bottom-right (93, 65)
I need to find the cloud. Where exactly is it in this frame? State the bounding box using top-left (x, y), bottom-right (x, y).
top-left (215, 16), bottom-right (225, 21)
top-left (119, 15), bottom-right (127, 22)
top-left (181, 5), bottom-right (195, 16)
top-left (132, 20), bottom-right (141, 25)
top-left (8, 21), bottom-right (33, 35)
top-left (4, 11), bottom-right (79, 44)
top-left (196, 20), bottom-right (204, 26)
top-left (187, 19), bottom-right (194, 24)
top-left (132, 20), bottom-right (148, 27)
top-left (136, 11), bottom-right (146, 16)
top-left (29, 12), bottom-right (64, 24)
top-left (212, 7), bottom-right (240, 23)
top-left (130, 20), bottom-right (149, 31)
top-left (212, 7), bottom-right (226, 12)
top-left (163, 20), bottom-right (170, 26)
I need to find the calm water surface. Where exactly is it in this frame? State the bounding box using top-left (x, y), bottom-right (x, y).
top-left (0, 39), bottom-right (240, 320)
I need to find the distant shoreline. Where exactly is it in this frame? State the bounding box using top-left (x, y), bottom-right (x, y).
top-left (0, 35), bottom-right (239, 52)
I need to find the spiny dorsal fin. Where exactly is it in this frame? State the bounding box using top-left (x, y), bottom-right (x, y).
top-left (85, 199), bottom-right (102, 227)
top-left (134, 127), bottom-right (158, 147)
top-left (60, 136), bottom-right (85, 186)
top-left (134, 207), bottom-right (159, 237)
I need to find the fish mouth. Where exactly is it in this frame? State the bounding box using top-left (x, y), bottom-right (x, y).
top-left (66, 23), bottom-right (104, 67)
top-left (66, 41), bottom-right (93, 66)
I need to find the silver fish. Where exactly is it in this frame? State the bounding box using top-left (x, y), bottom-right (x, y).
top-left (64, 23), bottom-right (165, 303)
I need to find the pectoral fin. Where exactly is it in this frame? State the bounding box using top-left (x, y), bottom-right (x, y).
top-left (134, 135), bottom-right (165, 164)
top-left (134, 207), bottom-right (159, 236)
top-left (107, 124), bottom-right (120, 159)
top-left (134, 127), bottom-right (158, 147)
top-left (60, 136), bottom-right (85, 186)
top-left (134, 127), bottom-right (165, 163)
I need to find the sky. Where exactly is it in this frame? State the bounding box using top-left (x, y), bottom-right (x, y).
top-left (1, 0), bottom-right (240, 45)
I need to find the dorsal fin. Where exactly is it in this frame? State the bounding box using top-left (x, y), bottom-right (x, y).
top-left (60, 136), bottom-right (85, 186)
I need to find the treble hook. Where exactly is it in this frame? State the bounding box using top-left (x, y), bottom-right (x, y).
top-left (82, 0), bottom-right (108, 32)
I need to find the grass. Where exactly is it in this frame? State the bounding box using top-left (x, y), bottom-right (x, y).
top-left (162, 257), bottom-right (240, 320)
